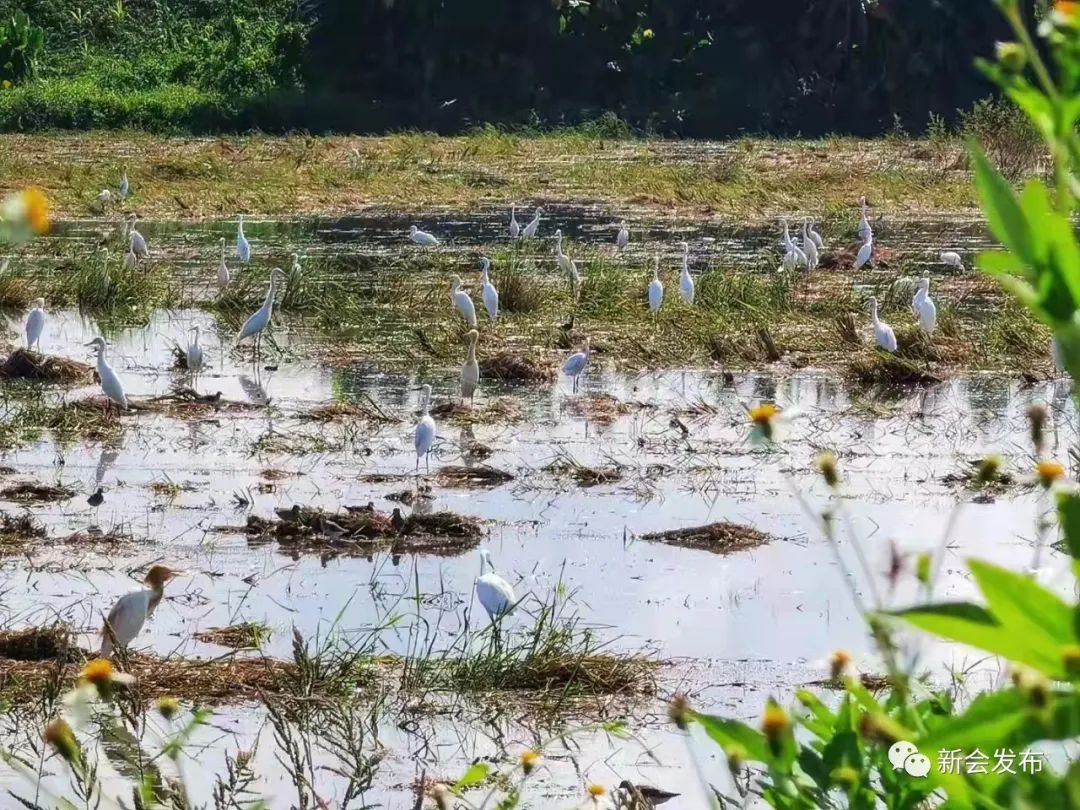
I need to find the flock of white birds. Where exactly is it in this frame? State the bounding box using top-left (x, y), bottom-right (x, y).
top-left (15, 175), bottom-right (1000, 655)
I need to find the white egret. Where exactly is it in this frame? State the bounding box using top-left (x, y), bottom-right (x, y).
top-left (414, 383), bottom-right (436, 472)
top-left (130, 228), bottom-right (148, 260)
top-left (780, 219), bottom-right (793, 251)
top-left (509, 206), bottom-right (520, 239)
top-left (289, 253), bottom-right (302, 286)
top-left (616, 221), bottom-right (629, 249)
top-left (941, 251), bottom-right (963, 270)
top-left (118, 171), bottom-right (129, 201)
top-left (858, 196), bottom-right (872, 242)
top-left (555, 229), bottom-right (581, 292)
top-left (216, 238), bottom-right (230, 289)
top-left (97, 189), bottom-right (112, 210)
top-left (235, 268), bottom-right (286, 355)
top-left (461, 330), bottom-right (480, 405)
top-left (451, 275), bottom-right (478, 327)
top-left (521, 207), bottom-right (542, 238)
top-left (186, 325), bottom-right (204, 372)
top-left (679, 242), bottom-right (695, 304)
top-left (802, 220), bottom-right (818, 270)
top-left (854, 237), bottom-right (873, 270)
top-left (479, 257), bottom-right (499, 321)
top-left (236, 215), bottom-right (251, 263)
top-left (562, 337), bottom-right (591, 393)
top-left (808, 219), bottom-right (825, 251)
top-left (914, 278), bottom-right (937, 333)
top-left (782, 247), bottom-right (797, 272)
top-left (869, 297), bottom-right (897, 352)
top-left (86, 337), bottom-right (128, 410)
top-left (100, 565), bottom-right (182, 656)
top-left (475, 548), bottom-right (515, 623)
top-left (409, 225), bottom-right (439, 247)
top-left (24, 297), bottom-right (44, 352)
top-left (792, 240), bottom-right (808, 269)
top-left (124, 243), bottom-right (137, 270)
top-left (648, 255), bottom-right (664, 314)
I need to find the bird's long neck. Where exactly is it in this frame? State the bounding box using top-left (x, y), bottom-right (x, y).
top-left (262, 278), bottom-right (277, 309)
top-left (422, 392), bottom-right (430, 415)
top-left (467, 342), bottom-right (476, 362)
top-left (220, 242), bottom-right (225, 260)
top-left (871, 302), bottom-right (880, 324)
top-left (556, 233), bottom-right (563, 253)
top-left (146, 581), bottom-right (165, 614)
top-left (481, 268), bottom-right (489, 284)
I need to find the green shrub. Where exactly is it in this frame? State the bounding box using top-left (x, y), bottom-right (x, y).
top-left (0, 12), bottom-right (44, 85)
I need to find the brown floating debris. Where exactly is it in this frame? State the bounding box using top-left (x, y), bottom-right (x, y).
top-left (642, 521), bottom-right (770, 555)
top-left (435, 465), bottom-right (514, 488)
top-left (846, 353), bottom-right (940, 387)
top-left (479, 352), bottom-right (555, 383)
top-left (430, 397), bottom-right (524, 424)
top-left (545, 459), bottom-right (623, 488)
top-left (565, 394), bottom-right (640, 425)
top-left (0, 348), bottom-right (92, 383)
top-left (0, 481), bottom-right (75, 504)
top-left (194, 622), bottom-right (270, 650)
top-left (0, 511), bottom-right (46, 555)
top-left (0, 626), bottom-right (78, 662)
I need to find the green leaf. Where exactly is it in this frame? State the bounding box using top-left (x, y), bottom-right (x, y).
top-left (690, 711), bottom-right (771, 762)
top-left (892, 602), bottom-right (1064, 676)
top-left (1057, 491), bottom-right (1080, 567)
top-left (969, 558), bottom-right (1076, 645)
top-left (453, 762), bottom-right (490, 791)
top-left (970, 145), bottom-right (1037, 267)
top-left (977, 249), bottom-right (1030, 278)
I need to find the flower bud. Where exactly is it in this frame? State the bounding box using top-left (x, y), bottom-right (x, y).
top-left (44, 719), bottom-right (80, 765)
top-left (995, 41), bottom-right (1027, 73)
top-left (520, 750), bottom-right (540, 775)
top-left (816, 451), bottom-right (840, 488)
top-left (157, 697), bottom-right (180, 721)
top-left (1028, 404), bottom-right (1047, 452)
top-left (668, 694), bottom-right (691, 730)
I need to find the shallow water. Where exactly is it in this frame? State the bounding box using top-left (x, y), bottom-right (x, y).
top-left (0, 298), bottom-right (1074, 805)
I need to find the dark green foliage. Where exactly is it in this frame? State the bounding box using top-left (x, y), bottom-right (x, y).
top-left (0, 12), bottom-right (44, 84)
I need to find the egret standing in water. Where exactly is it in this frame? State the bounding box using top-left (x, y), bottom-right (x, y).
top-left (461, 330), bottom-right (480, 406)
top-left (854, 236), bottom-right (873, 270)
top-left (86, 337), bottom-right (128, 410)
top-left (648, 255), bottom-right (664, 315)
top-left (25, 297), bottom-right (44, 352)
top-left (236, 215), bottom-right (251, 263)
top-left (521, 207), bottom-right (542, 238)
top-left (414, 383), bottom-right (436, 472)
top-left (451, 275), bottom-right (478, 328)
top-left (100, 565), bottom-right (182, 656)
top-left (562, 338), bottom-right (591, 393)
top-left (616, 221), bottom-right (629, 250)
top-left (913, 278), bottom-right (937, 333)
top-left (475, 548), bottom-right (515, 624)
top-left (409, 225), bottom-right (439, 246)
top-left (509, 206), bottom-right (520, 239)
top-left (679, 242), bottom-right (695, 305)
top-left (235, 268), bottom-right (286, 357)
top-left (216, 238), bottom-right (230, 290)
top-left (479, 258), bottom-right (499, 321)
top-left (554, 229), bottom-right (581, 294)
top-left (868, 297), bottom-right (897, 352)
top-left (941, 251), bottom-right (963, 270)
top-left (186, 325), bottom-right (204, 373)
top-left (130, 227), bottom-right (148, 260)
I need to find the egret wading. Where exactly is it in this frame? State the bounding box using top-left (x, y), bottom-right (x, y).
top-left (475, 548), bottom-right (515, 624)
top-left (616, 221), bottom-right (629, 250)
top-left (235, 268), bottom-right (286, 358)
top-left (236, 215), bottom-right (251, 263)
top-left (25, 297), bottom-right (45, 352)
top-left (451, 275), bottom-right (478, 327)
top-left (130, 227), bottom-right (148, 260)
top-left (648, 255), bottom-right (664, 315)
top-left (554, 229), bottom-right (581, 295)
top-left (521, 207), bottom-right (542, 238)
top-left (217, 238), bottom-right (230, 289)
top-left (86, 337), bottom-right (128, 410)
top-left (186, 325), bottom-right (204, 372)
top-left (409, 225), bottom-right (439, 246)
top-left (100, 565), bottom-right (182, 656)
top-left (480, 257), bottom-right (499, 321)
top-left (869, 297), bottom-right (897, 352)
top-left (679, 242), bottom-right (695, 304)
top-left (414, 383), bottom-right (436, 472)
top-left (913, 278), bottom-right (937, 334)
top-left (509, 206), bottom-right (520, 239)
top-left (562, 338), bottom-right (591, 393)
top-left (461, 330), bottom-right (480, 405)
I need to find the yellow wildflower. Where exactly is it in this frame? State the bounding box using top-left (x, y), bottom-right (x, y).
top-left (587, 784), bottom-right (606, 798)
top-left (1036, 460), bottom-right (1065, 487)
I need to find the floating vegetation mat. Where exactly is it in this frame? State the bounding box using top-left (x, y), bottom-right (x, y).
top-left (430, 397), bottom-right (524, 425)
top-left (0, 482), bottom-right (75, 504)
top-left (565, 394), bottom-right (642, 425)
top-left (478, 352), bottom-right (556, 383)
top-left (435, 465), bottom-right (514, 488)
top-left (545, 459), bottom-right (624, 488)
top-left (299, 399), bottom-right (398, 423)
top-left (0, 349), bottom-right (92, 383)
top-left (244, 505), bottom-right (483, 556)
top-left (641, 521), bottom-right (770, 555)
top-left (0, 511), bottom-right (47, 554)
top-left (846, 352), bottom-right (941, 388)
top-left (194, 622), bottom-right (270, 650)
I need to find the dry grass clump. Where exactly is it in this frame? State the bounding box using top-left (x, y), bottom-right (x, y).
top-left (0, 625), bottom-right (78, 662)
top-left (834, 313), bottom-right (861, 346)
top-left (565, 394), bottom-right (638, 425)
top-left (300, 400), bottom-right (397, 423)
top-left (0, 349), bottom-right (93, 383)
top-left (0, 481), bottom-right (75, 504)
top-left (642, 521), bottom-right (770, 555)
top-left (62, 526), bottom-right (132, 548)
top-left (430, 397), bottom-right (524, 424)
top-left (194, 622), bottom-right (270, 650)
top-left (437, 652), bottom-right (657, 695)
top-left (846, 352), bottom-right (941, 387)
top-left (545, 459), bottom-right (623, 487)
top-left (479, 352), bottom-right (555, 383)
top-left (435, 465), bottom-right (514, 488)
top-left (0, 511), bottom-right (47, 554)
